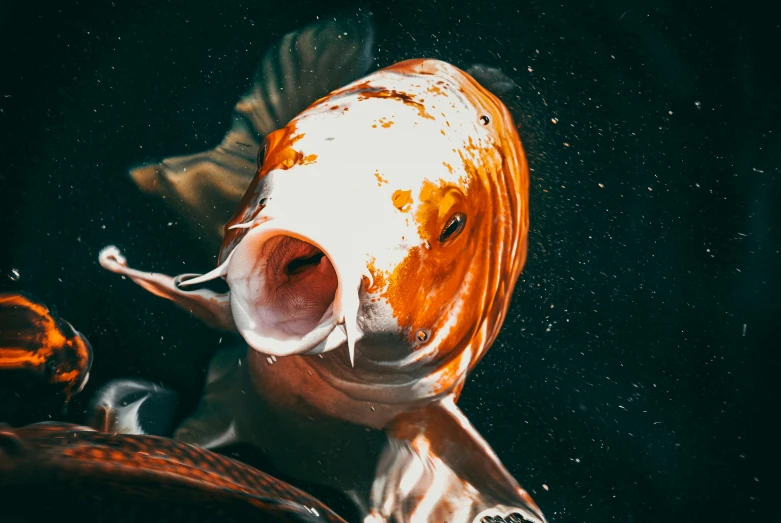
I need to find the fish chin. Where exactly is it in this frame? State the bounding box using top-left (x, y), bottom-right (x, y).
top-left (225, 221), bottom-right (361, 359)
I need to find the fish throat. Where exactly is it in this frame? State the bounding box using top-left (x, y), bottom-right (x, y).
top-left (253, 235), bottom-right (337, 337)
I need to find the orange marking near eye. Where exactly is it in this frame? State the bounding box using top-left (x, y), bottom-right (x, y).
top-left (392, 190), bottom-right (413, 212)
top-left (300, 154), bottom-right (318, 165)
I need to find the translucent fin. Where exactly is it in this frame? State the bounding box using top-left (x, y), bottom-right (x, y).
top-left (372, 397), bottom-right (547, 523)
top-left (98, 246), bottom-right (235, 331)
top-left (173, 344), bottom-right (250, 449)
top-left (86, 378), bottom-right (179, 437)
top-left (466, 64), bottom-right (519, 97)
top-left (130, 10), bottom-right (376, 252)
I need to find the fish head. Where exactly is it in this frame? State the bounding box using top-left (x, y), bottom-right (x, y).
top-left (0, 293), bottom-right (93, 402)
top-left (213, 59), bottom-right (528, 396)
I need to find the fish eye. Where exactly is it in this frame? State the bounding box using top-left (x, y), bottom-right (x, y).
top-left (439, 212), bottom-right (467, 245)
top-left (479, 115), bottom-right (490, 125)
top-left (257, 144), bottom-right (266, 168)
top-left (45, 358), bottom-right (58, 376)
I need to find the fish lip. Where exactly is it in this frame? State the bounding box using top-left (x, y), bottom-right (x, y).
top-left (225, 219), bottom-right (361, 359)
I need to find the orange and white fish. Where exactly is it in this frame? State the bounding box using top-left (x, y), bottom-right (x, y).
top-left (0, 422), bottom-right (347, 523)
top-left (0, 293), bottom-right (92, 417)
top-left (97, 13), bottom-right (544, 523)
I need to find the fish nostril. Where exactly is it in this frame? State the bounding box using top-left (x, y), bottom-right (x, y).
top-left (415, 329), bottom-right (431, 343)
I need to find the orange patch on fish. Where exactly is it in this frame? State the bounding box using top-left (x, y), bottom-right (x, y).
top-left (392, 189), bottom-right (413, 212)
top-left (0, 293), bottom-right (92, 400)
top-left (358, 88), bottom-right (435, 120)
top-left (301, 154), bottom-right (318, 165)
top-left (374, 171), bottom-right (389, 186)
top-left (364, 258), bottom-right (388, 294)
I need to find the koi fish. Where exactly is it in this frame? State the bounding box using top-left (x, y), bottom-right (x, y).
top-left (87, 378), bottom-right (180, 436)
top-left (96, 12), bottom-right (545, 523)
top-left (0, 422), bottom-right (346, 523)
top-left (0, 293), bottom-right (92, 416)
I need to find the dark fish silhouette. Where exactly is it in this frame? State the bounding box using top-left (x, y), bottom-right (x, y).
top-left (0, 293), bottom-right (92, 416)
top-left (0, 422), bottom-right (346, 523)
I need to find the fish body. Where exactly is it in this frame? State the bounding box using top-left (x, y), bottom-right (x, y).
top-left (0, 422), bottom-right (346, 523)
top-left (0, 293), bottom-right (92, 418)
top-left (97, 12), bottom-right (546, 523)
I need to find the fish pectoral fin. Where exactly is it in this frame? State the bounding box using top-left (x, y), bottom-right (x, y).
top-left (130, 10), bottom-right (375, 253)
top-left (98, 246), bottom-right (235, 331)
top-left (174, 344), bottom-right (251, 449)
top-left (372, 397), bottom-right (547, 523)
top-left (466, 64), bottom-right (519, 98)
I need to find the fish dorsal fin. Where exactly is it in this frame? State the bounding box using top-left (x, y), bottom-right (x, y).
top-left (466, 64), bottom-right (519, 98)
top-left (238, 9), bottom-right (375, 137)
top-left (130, 11), bottom-right (376, 253)
top-left (371, 397), bottom-right (547, 523)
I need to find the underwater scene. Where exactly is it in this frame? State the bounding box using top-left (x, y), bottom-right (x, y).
top-left (0, 1), bottom-right (777, 522)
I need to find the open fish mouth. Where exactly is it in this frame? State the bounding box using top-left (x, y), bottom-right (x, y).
top-left (233, 234), bottom-right (340, 352)
top-left (182, 217), bottom-right (364, 362)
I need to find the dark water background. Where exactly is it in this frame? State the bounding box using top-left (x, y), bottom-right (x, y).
top-left (1, 0), bottom-right (778, 521)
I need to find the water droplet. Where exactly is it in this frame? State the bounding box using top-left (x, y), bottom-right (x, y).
top-left (8, 268), bottom-right (20, 281)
